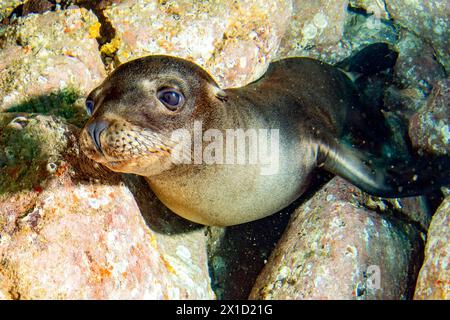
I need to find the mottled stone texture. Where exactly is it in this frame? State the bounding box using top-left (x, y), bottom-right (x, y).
top-left (409, 79), bottom-right (449, 156)
top-left (361, 195), bottom-right (432, 231)
top-left (276, 0), bottom-right (351, 64)
top-left (0, 114), bottom-right (214, 299)
top-left (385, 0), bottom-right (450, 70)
top-left (0, 1), bottom-right (25, 20)
top-left (349, 0), bottom-right (390, 19)
top-left (104, 0), bottom-right (292, 88)
top-left (0, 8), bottom-right (106, 111)
top-left (250, 177), bottom-right (423, 300)
top-left (414, 197), bottom-right (450, 300)
top-left (394, 31), bottom-right (446, 98)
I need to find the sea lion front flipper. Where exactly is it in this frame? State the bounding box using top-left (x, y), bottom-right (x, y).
top-left (318, 140), bottom-right (449, 198)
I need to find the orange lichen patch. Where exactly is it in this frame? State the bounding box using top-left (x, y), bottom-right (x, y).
top-left (160, 256), bottom-right (176, 274)
top-left (434, 279), bottom-right (449, 287)
top-left (88, 260), bottom-right (113, 284)
top-left (22, 46), bottom-right (32, 54)
top-left (99, 267), bottom-right (112, 279)
top-left (55, 162), bottom-right (69, 177)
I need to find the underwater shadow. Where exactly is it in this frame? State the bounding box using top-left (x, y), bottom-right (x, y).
top-left (208, 170), bottom-right (333, 299)
top-left (123, 174), bottom-right (203, 235)
top-left (0, 89), bottom-right (88, 195)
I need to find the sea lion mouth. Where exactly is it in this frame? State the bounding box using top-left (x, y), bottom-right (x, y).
top-left (80, 120), bottom-right (182, 175)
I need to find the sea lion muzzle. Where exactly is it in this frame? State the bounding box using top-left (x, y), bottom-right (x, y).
top-left (87, 120), bottom-right (108, 153)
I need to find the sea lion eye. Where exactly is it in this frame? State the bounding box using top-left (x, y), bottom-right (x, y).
top-left (157, 88), bottom-right (184, 111)
top-left (85, 99), bottom-right (95, 116)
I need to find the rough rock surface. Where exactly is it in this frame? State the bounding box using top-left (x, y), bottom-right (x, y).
top-left (383, 31), bottom-right (447, 126)
top-left (276, 0), bottom-right (351, 64)
top-left (250, 177), bottom-right (423, 300)
top-left (0, 1), bottom-right (25, 20)
top-left (408, 78), bottom-right (449, 156)
top-left (385, 0), bottom-right (450, 70)
top-left (361, 195), bottom-right (432, 232)
top-left (0, 8), bottom-right (106, 112)
top-left (393, 32), bottom-right (446, 98)
top-left (349, 0), bottom-right (389, 19)
top-left (414, 197), bottom-right (450, 300)
top-left (343, 7), bottom-right (398, 53)
top-left (349, 0), bottom-right (390, 19)
top-left (0, 113), bottom-right (213, 299)
top-left (104, 0), bottom-right (292, 88)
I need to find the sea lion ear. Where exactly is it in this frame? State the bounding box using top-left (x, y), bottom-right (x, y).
top-left (212, 85), bottom-right (228, 101)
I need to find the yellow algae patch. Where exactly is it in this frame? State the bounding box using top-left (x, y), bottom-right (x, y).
top-left (100, 37), bottom-right (121, 56)
top-left (160, 256), bottom-right (176, 274)
top-left (88, 22), bottom-right (101, 39)
top-left (149, 234), bottom-right (158, 249)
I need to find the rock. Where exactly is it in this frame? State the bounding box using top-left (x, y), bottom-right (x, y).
top-left (0, 0), bottom-right (24, 20)
top-left (384, 86), bottom-right (426, 123)
top-left (22, 0), bottom-right (55, 15)
top-left (394, 31), bottom-right (446, 97)
top-left (385, 0), bottom-right (450, 70)
top-left (342, 8), bottom-right (398, 53)
top-left (0, 8), bottom-right (106, 113)
top-left (408, 78), bottom-right (449, 156)
top-left (104, 0), bottom-right (291, 88)
top-left (361, 195), bottom-right (432, 232)
top-left (275, 0), bottom-right (352, 64)
top-left (250, 177), bottom-right (423, 300)
top-left (349, 0), bottom-right (390, 19)
top-left (414, 197), bottom-right (450, 300)
top-left (0, 113), bottom-right (214, 299)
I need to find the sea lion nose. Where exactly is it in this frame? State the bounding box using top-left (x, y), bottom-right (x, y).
top-left (87, 120), bottom-right (108, 152)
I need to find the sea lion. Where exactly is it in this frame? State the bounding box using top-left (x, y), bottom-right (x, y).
top-left (79, 54), bottom-right (448, 226)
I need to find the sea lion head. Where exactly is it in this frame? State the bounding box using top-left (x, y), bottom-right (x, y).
top-left (79, 55), bottom-right (227, 176)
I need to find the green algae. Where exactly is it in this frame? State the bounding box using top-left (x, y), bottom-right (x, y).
top-left (4, 88), bottom-right (89, 128)
top-left (0, 112), bottom-right (69, 194)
